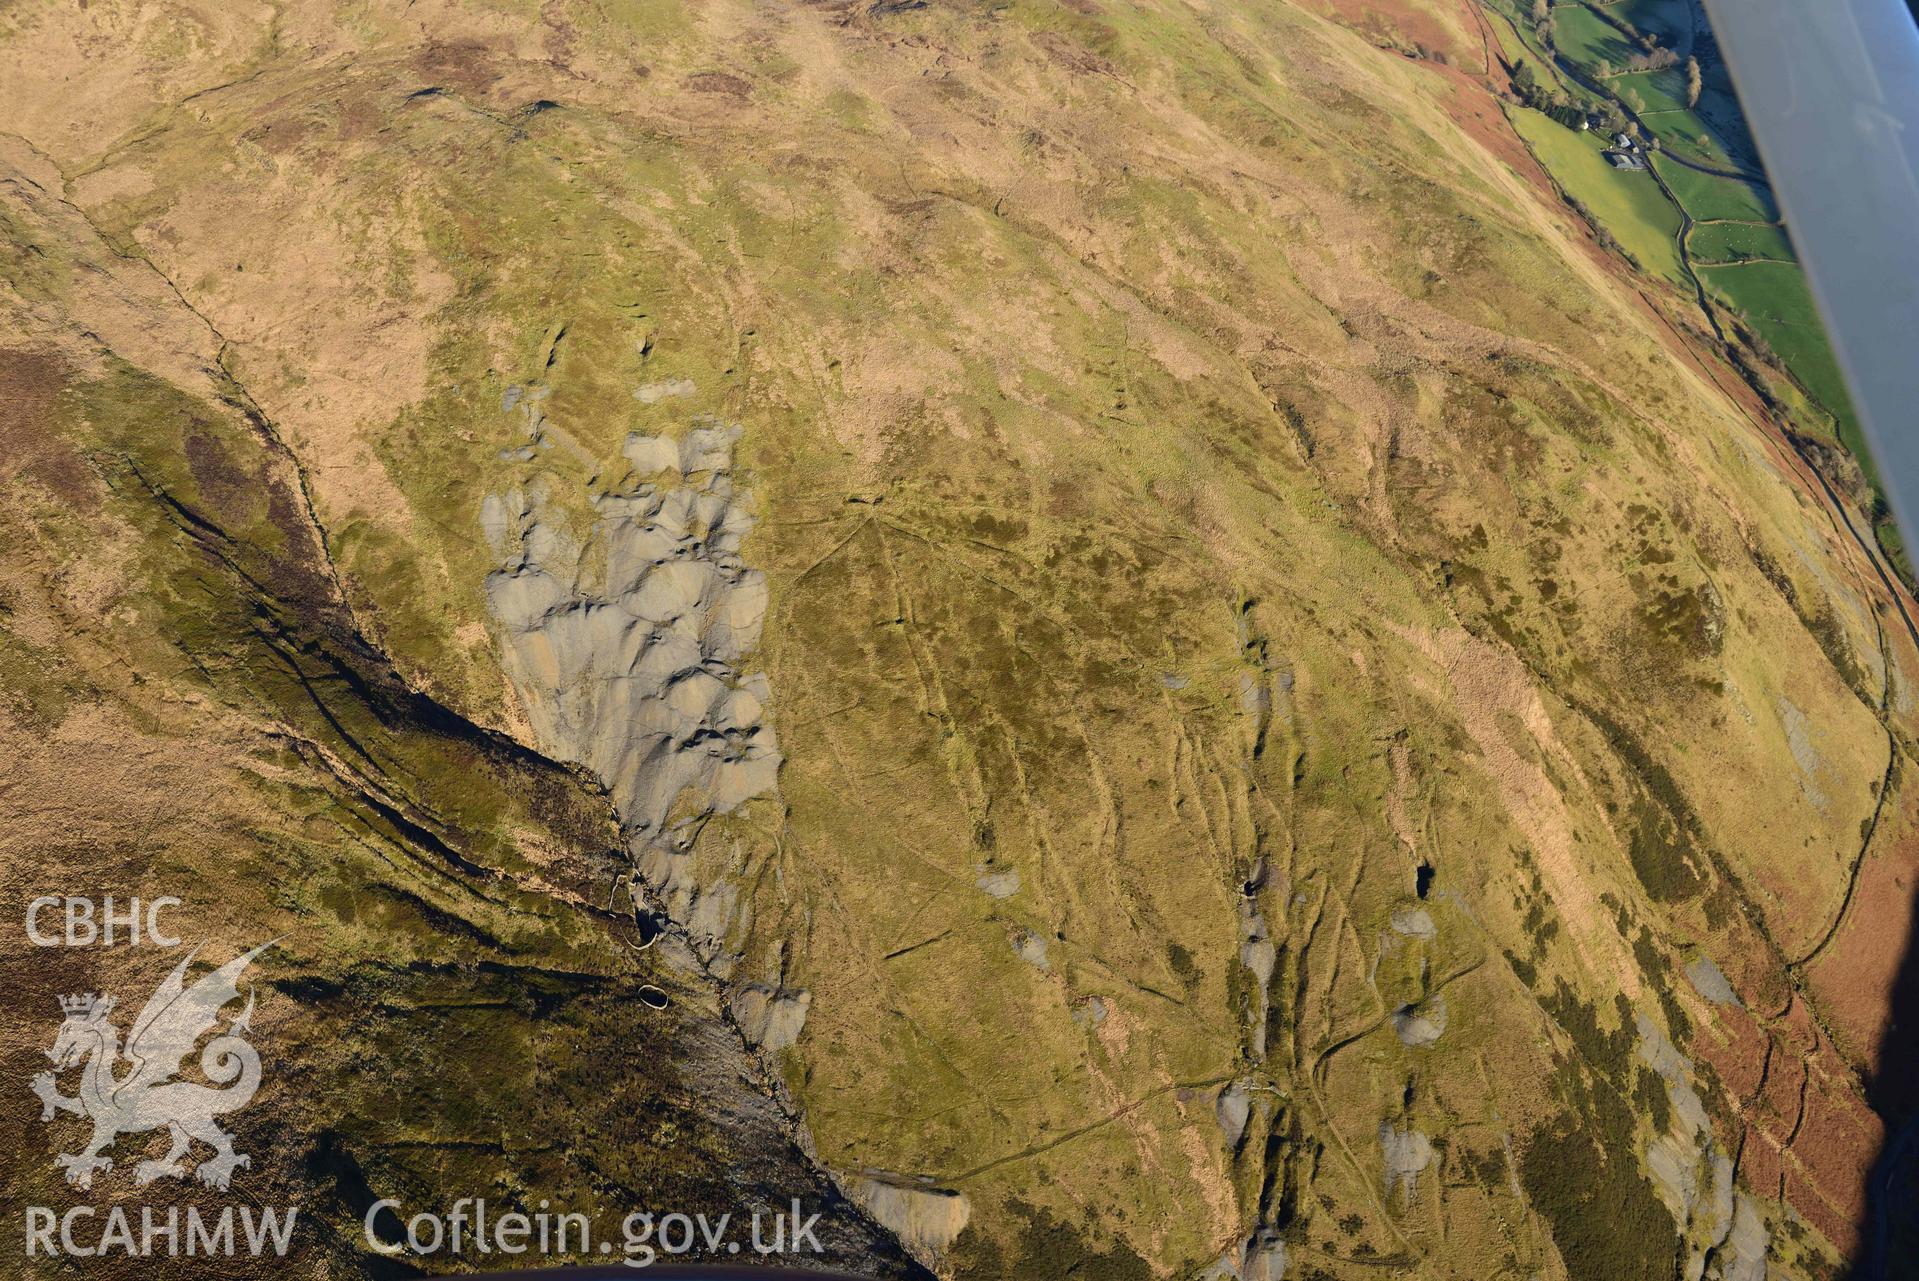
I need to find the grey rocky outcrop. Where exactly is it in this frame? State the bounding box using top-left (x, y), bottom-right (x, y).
top-left (731, 983), bottom-right (812, 1055)
top-left (1684, 955), bottom-right (1741, 1007)
top-left (484, 420), bottom-right (781, 967)
top-left (1392, 993), bottom-right (1447, 1048)
top-left (1379, 1122), bottom-right (1434, 1208)
top-left (1217, 1079), bottom-right (1253, 1151)
top-left (1633, 1012), bottom-right (1764, 1277)
top-left (1389, 906), bottom-right (1436, 940)
top-left (849, 1174), bottom-right (972, 1258)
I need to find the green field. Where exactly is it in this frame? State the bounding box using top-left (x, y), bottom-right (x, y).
top-left (1550, 2), bottom-right (1639, 70)
top-left (1655, 155), bottom-right (1779, 222)
top-left (1510, 106), bottom-right (1686, 283)
top-left (1688, 220), bottom-right (1793, 264)
top-left (1879, 520), bottom-right (1913, 585)
top-left (1642, 110), bottom-right (1744, 170)
top-left (1689, 83), bottom-right (1761, 168)
top-left (1594, 0), bottom-right (1692, 45)
top-left (1614, 68), bottom-right (1690, 114)
top-left (1696, 261), bottom-right (1894, 572)
top-left (1700, 261), bottom-right (1857, 439)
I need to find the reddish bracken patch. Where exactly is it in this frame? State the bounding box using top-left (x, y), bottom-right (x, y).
top-left (1806, 820), bottom-right (1919, 1099)
top-left (1701, 1005), bottom-right (1770, 1103)
top-left (1307, 0), bottom-right (1471, 66)
top-left (1692, 987), bottom-right (1883, 1257)
top-left (1795, 1073), bottom-right (1881, 1221)
top-left (1442, 76), bottom-right (1544, 193)
top-left (1760, 1042), bottom-right (1808, 1131)
top-left (1742, 1131), bottom-right (1784, 1204)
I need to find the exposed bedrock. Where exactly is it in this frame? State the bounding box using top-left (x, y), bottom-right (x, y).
top-left (484, 420), bottom-right (780, 971)
top-left (848, 1174), bottom-right (973, 1259)
top-left (1380, 1122), bottom-right (1435, 1210)
top-left (1636, 1013), bottom-right (1762, 1278)
top-left (1198, 1230), bottom-right (1288, 1281)
top-left (732, 983), bottom-right (812, 1056)
top-left (1392, 992), bottom-right (1448, 1049)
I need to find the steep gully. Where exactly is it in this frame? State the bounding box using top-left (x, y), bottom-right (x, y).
top-left (15, 146), bottom-right (934, 1274)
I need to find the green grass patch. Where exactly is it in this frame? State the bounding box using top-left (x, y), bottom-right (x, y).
top-left (1699, 262), bottom-right (1843, 406)
top-left (1550, 3), bottom-right (1637, 72)
top-left (1688, 220), bottom-right (1792, 264)
top-left (1594, 0), bottom-right (1691, 44)
top-left (1613, 68), bottom-right (1690, 114)
top-left (1654, 156), bottom-right (1778, 222)
top-left (1688, 81), bottom-right (1762, 163)
top-left (1643, 110), bottom-right (1744, 170)
top-left (1698, 259), bottom-right (1866, 469)
top-left (1509, 107), bottom-right (1685, 284)
top-left (1876, 519), bottom-right (1913, 587)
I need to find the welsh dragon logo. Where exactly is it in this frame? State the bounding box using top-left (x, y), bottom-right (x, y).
top-left (31, 942), bottom-right (273, 1191)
